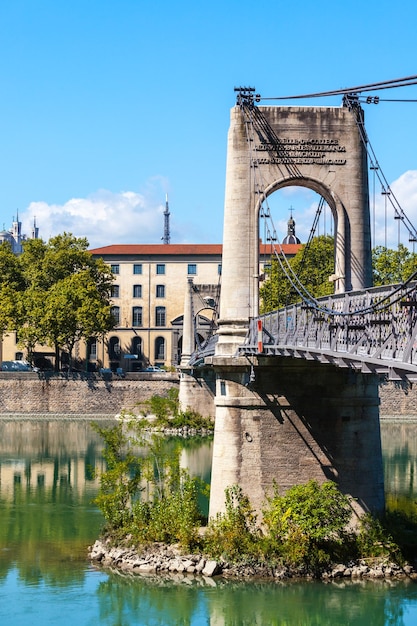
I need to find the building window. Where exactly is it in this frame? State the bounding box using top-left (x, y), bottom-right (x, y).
top-left (111, 264), bottom-right (120, 275)
top-left (109, 336), bottom-right (121, 360)
top-left (156, 284), bottom-right (165, 298)
top-left (111, 285), bottom-right (119, 298)
top-left (87, 339), bottom-right (97, 359)
top-left (133, 264), bottom-right (142, 275)
top-left (132, 306), bottom-right (143, 327)
top-left (187, 263), bottom-right (197, 275)
top-left (155, 337), bottom-right (165, 361)
top-left (218, 263), bottom-right (222, 275)
top-left (156, 264), bottom-right (165, 275)
top-left (133, 284), bottom-right (142, 298)
top-left (155, 306), bottom-right (166, 327)
top-left (131, 336), bottom-right (142, 356)
top-left (111, 306), bottom-right (120, 325)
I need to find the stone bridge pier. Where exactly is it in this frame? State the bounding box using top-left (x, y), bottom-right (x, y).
top-left (180, 98), bottom-right (384, 520)
top-left (209, 357), bottom-right (384, 520)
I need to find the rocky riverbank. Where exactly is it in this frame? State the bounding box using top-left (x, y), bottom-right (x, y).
top-left (89, 538), bottom-right (417, 581)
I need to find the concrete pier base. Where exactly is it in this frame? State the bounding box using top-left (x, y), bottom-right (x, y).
top-left (209, 357), bottom-right (384, 520)
top-left (178, 368), bottom-right (216, 420)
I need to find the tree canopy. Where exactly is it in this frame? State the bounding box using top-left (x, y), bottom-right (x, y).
top-left (260, 238), bottom-right (417, 313)
top-left (372, 244), bottom-right (417, 286)
top-left (0, 233), bottom-right (115, 370)
top-left (260, 235), bottom-right (335, 312)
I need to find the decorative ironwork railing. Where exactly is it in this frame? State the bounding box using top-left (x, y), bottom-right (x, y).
top-left (238, 283), bottom-right (417, 380)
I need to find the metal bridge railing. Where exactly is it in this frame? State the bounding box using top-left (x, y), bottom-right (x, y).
top-left (238, 283), bottom-right (417, 380)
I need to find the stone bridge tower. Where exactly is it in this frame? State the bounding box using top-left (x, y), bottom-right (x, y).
top-left (217, 96), bottom-right (372, 357)
top-left (208, 95), bottom-right (383, 521)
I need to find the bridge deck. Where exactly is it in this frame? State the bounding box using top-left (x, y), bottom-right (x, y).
top-left (237, 283), bottom-right (417, 381)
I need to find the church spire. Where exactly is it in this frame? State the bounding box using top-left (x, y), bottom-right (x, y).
top-left (282, 207), bottom-right (301, 244)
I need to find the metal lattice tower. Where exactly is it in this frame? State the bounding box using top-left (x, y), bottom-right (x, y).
top-left (163, 194), bottom-right (171, 244)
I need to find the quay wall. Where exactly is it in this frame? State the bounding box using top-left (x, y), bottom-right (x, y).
top-left (0, 372), bottom-right (416, 418)
top-left (379, 380), bottom-right (417, 417)
top-left (0, 372), bottom-right (179, 416)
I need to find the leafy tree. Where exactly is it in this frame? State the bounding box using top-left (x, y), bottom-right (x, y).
top-left (260, 235), bottom-right (334, 312)
top-left (92, 422), bottom-right (142, 532)
top-left (260, 237), bottom-right (417, 314)
top-left (14, 287), bottom-right (49, 364)
top-left (372, 244), bottom-right (417, 286)
top-left (0, 242), bottom-right (25, 334)
top-left (92, 420), bottom-right (205, 548)
top-left (41, 269), bottom-right (114, 368)
top-left (0, 232), bottom-right (115, 370)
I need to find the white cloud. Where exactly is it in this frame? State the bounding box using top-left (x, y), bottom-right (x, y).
top-left (20, 189), bottom-right (166, 248)
top-left (373, 170), bottom-right (417, 249)
top-left (17, 170), bottom-right (417, 251)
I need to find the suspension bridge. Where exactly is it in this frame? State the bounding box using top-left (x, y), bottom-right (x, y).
top-left (179, 76), bottom-right (417, 521)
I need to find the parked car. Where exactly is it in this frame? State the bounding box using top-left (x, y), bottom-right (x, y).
top-left (0, 360), bottom-right (39, 372)
top-left (143, 366), bottom-right (164, 372)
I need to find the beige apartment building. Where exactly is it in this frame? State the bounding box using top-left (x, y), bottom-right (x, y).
top-left (88, 243), bottom-right (224, 371)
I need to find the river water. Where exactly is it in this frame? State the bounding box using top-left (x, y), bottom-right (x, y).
top-left (1, 416), bottom-right (417, 625)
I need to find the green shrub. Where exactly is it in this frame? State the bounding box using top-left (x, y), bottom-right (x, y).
top-left (141, 388), bottom-right (179, 422)
top-left (92, 423), bottom-right (142, 535)
top-left (262, 480), bottom-right (353, 570)
top-left (204, 485), bottom-right (261, 562)
top-left (169, 409), bottom-right (213, 430)
top-left (142, 472), bottom-right (203, 548)
top-left (92, 420), bottom-right (206, 549)
top-left (135, 390), bottom-right (213, 431)
top-left (356, 513), bottom-right (404, 563)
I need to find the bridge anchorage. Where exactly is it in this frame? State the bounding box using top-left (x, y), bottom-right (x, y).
top-left (180, 78), bottom-right (417, 523)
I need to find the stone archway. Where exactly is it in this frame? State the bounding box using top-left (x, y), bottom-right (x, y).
top-left (217, 102), bottom-right (372, 356)
top-left (260, 176), bottom-right (346, 298)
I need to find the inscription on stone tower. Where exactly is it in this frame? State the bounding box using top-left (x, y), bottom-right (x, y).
top-left (254, 138), bottom-right (347, 166)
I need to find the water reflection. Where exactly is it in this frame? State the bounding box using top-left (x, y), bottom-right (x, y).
top-left (381, 419), bottom-right (417, 516)
top-left (1, 417), bottom-right (417, 626)
top-left (94, 575), bottom-right (417, 626)
top-left (0, 419), bottom-right (112, 588)
top-left (0, 418), bottom-right (111, 498)
top-left (0, 418), bottom-right (213, 589)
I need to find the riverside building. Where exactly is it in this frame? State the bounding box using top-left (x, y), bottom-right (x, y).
top-left (0, 206), bottom-right (302, 372)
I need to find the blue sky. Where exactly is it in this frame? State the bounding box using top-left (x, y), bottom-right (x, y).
top-left (0, 0), bottom-right (416, 249)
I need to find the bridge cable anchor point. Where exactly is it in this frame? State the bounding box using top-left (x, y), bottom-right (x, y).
top-left (244, 364), bottom-right (256, 388)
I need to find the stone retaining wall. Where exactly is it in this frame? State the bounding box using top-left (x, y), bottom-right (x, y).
top-left (0, 372), bottom-right (179, 415)
top-left (0, 373), bottom-right (416, 418)
top-left (379, 379), bottom-right (417, 416)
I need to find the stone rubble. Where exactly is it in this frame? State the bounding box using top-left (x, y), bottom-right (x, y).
top-left (89, 539), bottom-right (417, 582)
top-left (89, 539), bottom-right (221, 578)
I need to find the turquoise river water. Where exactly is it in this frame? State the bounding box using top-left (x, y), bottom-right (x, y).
top-left (1, 417), bottom-right (417, 625)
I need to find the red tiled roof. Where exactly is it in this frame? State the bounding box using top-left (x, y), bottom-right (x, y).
top-left (260, 243), bottom-right (301, 255)
top-left (90, 244), bottom-right (223, 255)
top-left (90, 243), bottom-right (302, 256)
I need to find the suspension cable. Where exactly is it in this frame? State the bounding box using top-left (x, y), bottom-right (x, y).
top-left (258, 74), bottom-right (417, 101)
top-left (344, 96), bottom-right (417, 243)
top-left (298, 197), bottom-right (326, 274)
